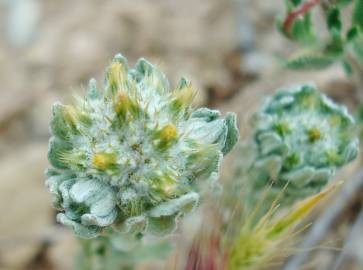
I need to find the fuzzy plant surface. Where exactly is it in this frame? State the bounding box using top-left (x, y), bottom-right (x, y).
top-left (46, 54), bottom-right (239, 239)
top-left (277, 0), bottom-right (363, 74)
top-left (76, 231), bottom-right (173, 270)
top-left (183, 84), bottom-right (359, 270)
top-left (234, 84), bottom-right (358, 211)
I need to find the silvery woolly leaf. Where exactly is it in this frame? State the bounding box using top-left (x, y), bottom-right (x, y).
top-left (191, 107), bottom-right (221, 121)
top-left (221, 112), bottom-right (239, 155)
top-left (81, 209), bottom-right (118, 227)
top-left (57, 213), bottom-right (101, 239)
top-left (148, 192), bottom-right (199, 218)
top-left (147, 215), bottom-right (178, 236)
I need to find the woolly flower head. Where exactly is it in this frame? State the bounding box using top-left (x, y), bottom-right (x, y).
top-left (238, 84), bottom-right (358, 207)
top-left (46, 54), bottom-right (239, 238)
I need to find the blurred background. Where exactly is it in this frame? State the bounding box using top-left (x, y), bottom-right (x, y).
top-left (0, 0), bottom-right (361, 269)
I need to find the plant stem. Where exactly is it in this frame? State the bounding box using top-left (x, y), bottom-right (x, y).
top-left (76, 237), bottom-right (135, 270)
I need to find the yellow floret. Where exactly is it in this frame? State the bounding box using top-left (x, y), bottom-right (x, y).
top-left (160, 124), bottom-right (178, 142)
top-left (93, 152), bottom-right (117, 171)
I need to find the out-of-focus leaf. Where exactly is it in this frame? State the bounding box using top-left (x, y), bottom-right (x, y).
top-left (327, 7), bottom-right (342, 34)
top-left (352, 33), bottom-right (363, 62)
top-left (281, 52), bottom-right (336, 69)
top-left (290, 13), bottom-right (317, 44)
top-left (276, 16), bottom-right (288, 36)
top-left (353, 0), bottom-right (363, 28)
top-left (342, 59), bottom-right (353, 75)
top-left (356, 104), bottom-right (363, 122)
top-left (324, 37), bottom-right (344, 57)
top-left (335, 0), bottom-right (354, 7)
top-left (347, 26), bottom-right (359, 42)
top-left (288, 0), bottom-right (302, 7)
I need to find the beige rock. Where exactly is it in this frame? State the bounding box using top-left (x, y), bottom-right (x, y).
top-left (48, 230), bottom-right (77, 270)
top-left (0, 143), bottom-right (51, 269)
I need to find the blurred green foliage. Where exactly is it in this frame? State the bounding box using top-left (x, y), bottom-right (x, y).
top-left (277, 0), bottom-right (363, 73)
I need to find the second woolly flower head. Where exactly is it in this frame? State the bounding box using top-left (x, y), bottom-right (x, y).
top-left (245, 84), bottom-right (358, 204)
top-left (46, 54), bottom-right (239, 238)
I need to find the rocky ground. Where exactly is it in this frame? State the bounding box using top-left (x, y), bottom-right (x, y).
top-left (0, 0), bottom-right (362, 269)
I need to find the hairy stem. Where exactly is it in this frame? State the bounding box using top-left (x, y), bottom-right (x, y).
top-left (76, 238), bottom-right (134, 270)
